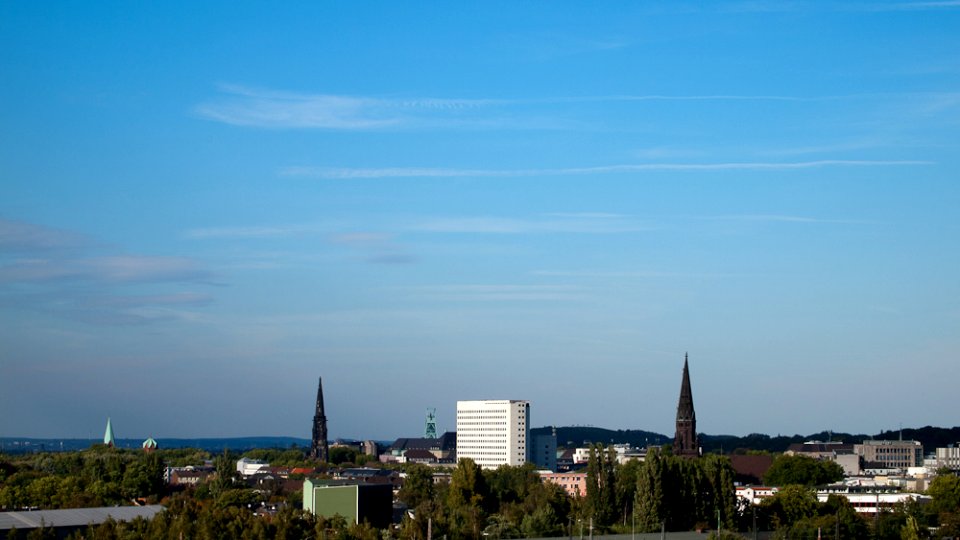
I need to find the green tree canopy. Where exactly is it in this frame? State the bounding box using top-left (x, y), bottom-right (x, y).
top-left (763, 455), bottom-right (843, 487)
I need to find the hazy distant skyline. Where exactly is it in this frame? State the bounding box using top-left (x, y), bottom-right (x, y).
top-left (2, 2), bottom-right (959, 440)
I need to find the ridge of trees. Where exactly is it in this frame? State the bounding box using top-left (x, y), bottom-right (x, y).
top-left (4, 445), bottom-right (960, 539)
top-left (531, 425), bottom-right (960, 453)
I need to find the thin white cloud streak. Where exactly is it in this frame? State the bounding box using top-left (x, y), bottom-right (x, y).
top-left (0, 255), bottom-right (214, 284)
top-left (282, 160), bottom-right (932, 179)
top-left (195, 85), bottom-right (507, 130)
top-left (404, 284), bottom-right (586, 302)
top-left (0, 218), bottom-right (89, 252)
top-left (408, 216), bottom-right (652, 234)
top-left (700, 214), bottom-right (874, 224)
top-left (542, 212), bottom-right (627, 219)
top-left (531, 270), bottom-right (750, 279)
top-left (197, 85), bottom-right (880, 130)
top-left (186, 224), bottom-right (328, 239)
top-left (714, 1), bottom-right (960, 11)
top-left (876, 1), bottom-right (960, 9)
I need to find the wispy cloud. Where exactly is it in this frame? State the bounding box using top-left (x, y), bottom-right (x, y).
top-left (185, 224), bottom-right (330, 239)
top-left (0, 218), bottom-right (89, 252)
top-left (282, 159), bottom-right (931, 180)
top-left (531, 270), bottom-right (748, 279)
top-left (406, 284), bottom-right (584, 302)
top-left (711, 1), bottom-right (960, 12)
top-left (1, 218), bottom-right (217, 325)
top-left (329, 231), bottom-right (417, 265)
top-left (699, 214), bottom-right (874, 224)
top-left (195, 85), bottom-right (507, 130)
top-left (408, 215), bottom-right (651, 234)
top-left (198, 85), bottom-right (874, 131)
top-left (874, 1), bottom-right (960, 9)
top-left (0, 255), bottom-right (214, 284)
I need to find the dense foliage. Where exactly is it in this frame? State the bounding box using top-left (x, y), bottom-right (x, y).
top-left (0, 445), bottom-right (170, 509)
top-left (763, 454), bottom-right (845, 487)
top-left (4, 447), bottom-right (960, 540)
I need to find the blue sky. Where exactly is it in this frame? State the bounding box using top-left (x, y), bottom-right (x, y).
top-left (2, 1), bottom-right (958, 441)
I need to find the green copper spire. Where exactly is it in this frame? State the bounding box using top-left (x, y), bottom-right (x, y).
top-left (104, 417), bottom-right (115, 447)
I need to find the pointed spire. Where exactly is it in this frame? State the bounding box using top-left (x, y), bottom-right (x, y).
top-left (310, 377), bottom-right (329, 461)
top-left (103, 417), bottom-right (115, 447)
top-left (677, 354), bottom-right (695, 422)
top-left (673, 354), bottom-right (699, 457)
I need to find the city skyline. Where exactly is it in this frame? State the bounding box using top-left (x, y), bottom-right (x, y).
top-left (2, 2), bottom-right (959, 440)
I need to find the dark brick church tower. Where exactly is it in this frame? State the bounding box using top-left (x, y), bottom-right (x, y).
top-left (673, 354), bottom-right (700, 457)
top-left (309, 377), bottom-right (329, 461)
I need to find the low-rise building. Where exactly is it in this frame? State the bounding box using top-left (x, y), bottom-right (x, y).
top-left (169, 468), bottom-right (213, 486)
top-left (302, 479), bottom-right (393, 528)
top-left (237, 457), bottom-right (269, 477)
top-left (729, 455), bottom-right (774, 486)
top-left (736, 486), bottom-right (779, 505)
top-left (854, 440), bottom-right (923, 470)
top-left (538, 470), bottom-right (587, 498)
top-left (935, 444), bottom-right (960, 471)
top-left (0, 505), bottom-right (164, 539)
top-left (816, 486), bottom-right (930, 516)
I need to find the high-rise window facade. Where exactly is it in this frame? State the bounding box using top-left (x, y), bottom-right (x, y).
top-left (456, 400), bottom-right (530, 469)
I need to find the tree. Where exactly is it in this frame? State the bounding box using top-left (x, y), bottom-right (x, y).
top-left (633, 451), bottom-right (736, 533)
top-left (928, 474), bottom-right (960, 514)
top-left (634, 450), bottom-right (666, 532)
top-left (760, 485), bottom-right (818, 530)
top-left (447, 459), bottom-right (491, 539)
top-left (585, 444), bottom-right (616, 529)
top-left (329, 446), bottom-right (360, 466)
top-left (764, 455), bottom-right (843, 487)
top-left (399, 464), bottom-right (435, 509)
top-left (448, 459), bottom-right (489, 511)
top-left (615, 458), bottom-right (641, 527)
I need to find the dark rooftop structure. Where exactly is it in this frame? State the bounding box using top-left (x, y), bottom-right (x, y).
top-left (729, 454), bottom-right (775, 485)
top-left (389, 431), bottom-right (456, 453)
top-left (0, 505), bottom-right (164, 539)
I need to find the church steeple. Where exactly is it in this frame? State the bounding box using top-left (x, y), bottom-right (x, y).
top-left (103, 417), bottom-right (115, 447)
top-left (309, 377), bottom-right (329, 461)
top-left (673, 354), bottom-right (699, 457)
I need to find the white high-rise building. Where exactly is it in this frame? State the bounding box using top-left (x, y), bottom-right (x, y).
top-left (456, 400), bottom-right (530, 469)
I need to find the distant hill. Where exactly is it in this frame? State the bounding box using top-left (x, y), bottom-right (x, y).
top-left (530, 426), bottom-right (671, 448)
top-left (0, 436), bottom-right (311, 454)
top-left (5, 425), bottom-right (958, 455)
top-left (533, 425), bottom-right (960, 453)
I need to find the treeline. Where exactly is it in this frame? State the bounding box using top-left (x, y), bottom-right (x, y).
top-left (4, 445), bottom-right (960, 540)
top-left (532, 426), bottom-right (960, 454)
top-left (397, 445), bottom-right (736, 539)
top-left (0, 446), bottom-right (302, 512)
top-left (0, 445), bottom-right (172, 509)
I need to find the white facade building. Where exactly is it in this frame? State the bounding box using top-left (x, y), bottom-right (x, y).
top-left (936, 444), bottom-right (960, 470)
top-left (816, 487), bottom-right (931, 516)
top-left (456, 400), bottom-right (530, 469)
top-left (236, 457), bottom-right (269, 477)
